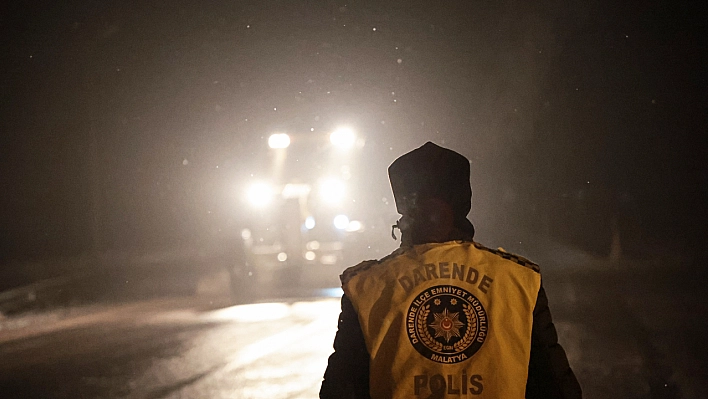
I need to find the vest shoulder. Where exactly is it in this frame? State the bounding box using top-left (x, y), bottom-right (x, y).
top-left (340, 248), bottom-right (407, 285)
top-left (472, 242), bottom-right (540, 273)
top-left (340, 260), bottom-right (379, 285)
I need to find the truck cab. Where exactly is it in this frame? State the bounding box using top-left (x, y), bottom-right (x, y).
top-left (236, 127), bottom-right (373, 295)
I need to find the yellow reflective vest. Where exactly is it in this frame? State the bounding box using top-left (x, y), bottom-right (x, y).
top-left (341, 241), bottom-right (542, 399)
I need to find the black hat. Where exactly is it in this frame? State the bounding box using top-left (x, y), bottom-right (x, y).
top-left (388, 142), bottom-right (472, 224)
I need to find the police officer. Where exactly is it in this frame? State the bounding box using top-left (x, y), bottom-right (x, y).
top-left (320, 142), bottom-right (581, 399)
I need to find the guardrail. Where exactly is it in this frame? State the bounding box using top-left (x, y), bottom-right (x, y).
top-left (0, 247), bottom-right (239, 316)
top-left (0, 274), bottom-right (81, 315)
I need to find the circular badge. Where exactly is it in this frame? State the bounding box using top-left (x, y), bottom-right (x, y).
top-left (406, 285), bottom-right (488, 364)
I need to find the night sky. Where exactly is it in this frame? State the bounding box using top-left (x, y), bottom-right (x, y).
top-left (1, 0), bottom-right (705, 263)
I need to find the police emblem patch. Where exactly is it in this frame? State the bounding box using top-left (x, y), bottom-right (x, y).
top-left (406, 285), bottom-right (488, 364)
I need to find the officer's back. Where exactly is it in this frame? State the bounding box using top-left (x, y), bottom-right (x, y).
top-left (321, 142), bottom-right (582, 399)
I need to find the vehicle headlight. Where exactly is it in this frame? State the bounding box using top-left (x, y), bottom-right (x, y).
top-left (345, 220), bottom-right (363, 232)
top-left (304, 216), bottom-right (316, 230)
top-left (319, 178), bottom-right (346, 205)
top-left (268, 133), bottom-right (291, 149)
top-left (330, 127), bottom-right (356, 150)
top-left (246, 182), bottom-right (275, 208)
top-left (241, 228), bottom-right (252, 240)
top-left (333, 214), bottom-right (350, 230)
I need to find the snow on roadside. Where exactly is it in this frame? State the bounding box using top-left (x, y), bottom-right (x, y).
top-left (0, 297), bottom-right (234, 344)
top-left (0, 303), bottom-right (113, 333)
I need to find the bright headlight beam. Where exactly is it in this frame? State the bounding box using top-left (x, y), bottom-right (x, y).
top-left (330, 127), bottom-right (356, 150)
top-left (334, 214), bottom-right (350, 230)
top-left (241, 228), bottom-right (252, 240)
top-left (268, 133), bottom-right (291, 149)
top-left (345, 220), bottom-right (363, 232)
top-left (304, 216), bottom-right (316, 230)
top-left (246, 182), bottom-right (275, 208)
top-left (319, 178), bottom-right (346, 205)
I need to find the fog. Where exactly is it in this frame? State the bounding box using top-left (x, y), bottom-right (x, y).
top-left (0, 1), bottom-right (706, 396)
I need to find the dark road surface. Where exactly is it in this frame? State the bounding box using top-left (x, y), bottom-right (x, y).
top-left (544, 267), bottom-right (706, 399)
top-left (0, 297), bottom-right (342, 399)
top-left (1, 258), bottom-right (706, 398)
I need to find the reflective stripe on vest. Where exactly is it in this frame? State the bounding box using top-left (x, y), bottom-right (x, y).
top-left (342, 241), bottom-right (541, 399)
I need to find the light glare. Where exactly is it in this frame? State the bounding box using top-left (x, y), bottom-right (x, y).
top-left (241, 228), bottom-right (252, 240)
top-left (247, 182), bottom-right (274, 207)
top-left (319, 178), bottom-right (346, 204)
top-left (334, 214), bottom-right (350, 230)
top-left (305, 216), bottom-right (316, 230)
top-left (268, 133), bottom-right (291, 149)
top-left (346, 220), bottom-right (363, 232)
top-left (282, 183), bottom-right (311, 199)
top-left (207, 303), bottom-right (290, 322)
top-left (330, 127), bottom-right (356, 149)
